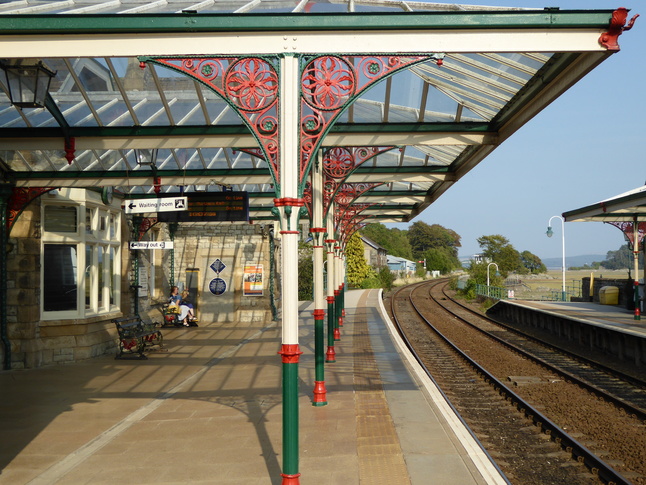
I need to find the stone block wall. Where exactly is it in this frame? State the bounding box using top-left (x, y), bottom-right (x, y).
top-left (171, 222), bottom-right (275, 325)
top-left (581, 277), bottom-right (635, 308)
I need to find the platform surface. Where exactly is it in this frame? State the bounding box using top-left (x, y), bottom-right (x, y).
top-left (0, 289), bottom-right (506, 484)
top-left (507, 299), bottom-right (646, 337)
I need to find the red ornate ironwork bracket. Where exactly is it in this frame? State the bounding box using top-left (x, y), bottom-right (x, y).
top-left (7, 187), bottom-right (56, 232)
top-left (136, 217), bottom-right (159, 241)
top-left (141, 54), bottom-right (440, 197)
top-left (605, 221), bottom-right (646, 250)
top-left (599, 7), bottom-right (639, 51)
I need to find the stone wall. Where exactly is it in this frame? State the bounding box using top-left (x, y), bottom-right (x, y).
top-left (0, 194), bottom-right (277, 369)
top-left (581, 277), bottom-right (635, 308)
top-left (171, 223), bottom-right (275, 325)
top-left (2, 194), bottom-right (129, 369)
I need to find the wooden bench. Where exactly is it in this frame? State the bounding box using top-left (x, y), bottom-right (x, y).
top-left (112, 315), bottom-right (164, 359)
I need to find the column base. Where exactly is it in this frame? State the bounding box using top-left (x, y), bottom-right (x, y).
top-left (281, 473), bottom-right (301, 484)
top-left (312, 380), bottom-right (328, 406)
top-left (325, 346), bottom-right (336, 363)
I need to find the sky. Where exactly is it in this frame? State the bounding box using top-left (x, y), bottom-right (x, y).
top-left (390, 1), bottom-right (645, 262)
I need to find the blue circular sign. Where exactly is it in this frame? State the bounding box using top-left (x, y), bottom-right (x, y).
top-left (209, 277), bottom-right (227, 296)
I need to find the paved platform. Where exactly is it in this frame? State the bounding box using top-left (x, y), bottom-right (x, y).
top-left (508, 299), bottom-right (646, 338)
top-left (0, 289), bottom-right (507, 484)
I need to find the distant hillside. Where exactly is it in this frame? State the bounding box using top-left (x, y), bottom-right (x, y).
top-left (542, 254), bottom-right (606, 269)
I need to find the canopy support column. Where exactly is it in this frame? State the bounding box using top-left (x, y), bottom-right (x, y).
top-left (325, 209), bottom-right (336, 363)
top-left (311, 150), bottom-right (327, 406)
top-left (276, 53), bottom-right (303, 485)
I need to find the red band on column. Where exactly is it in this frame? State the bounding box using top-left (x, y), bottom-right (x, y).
top-left (310, 227), bottom-right (326, 233)
top-left (313, 381), bottom-right (327, 405)
top-left (334, 290), bottom-right (339, 296)
top-left (326, 296), bottom-right (335, 304)
top-left (281, 473), bottom-right (301, 484)
top-left (280, 230), bottom-right (300, 235)
top-left (326, 345), bottom-right (336, 363)
top-left (312, 309), bottom-right (325, 318)
top-left (324, 239), bottom-right (336, 244)
top-left (278, 344), bottom-right (303, 364)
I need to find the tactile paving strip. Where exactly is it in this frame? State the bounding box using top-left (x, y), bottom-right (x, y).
top-left (353, 293), bottom-right (411, 484)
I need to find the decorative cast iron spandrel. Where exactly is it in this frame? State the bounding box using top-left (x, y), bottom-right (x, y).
top-left (7, 187), bottom-right (56, 232)
top-left (141, 56), bottom-right (280, 187)
top-left (606, 221), bottom-right (646, 250)
top-left (299, 55), bottom-right (438, 191)
top-left (137, 217), bottom-right (159, 241)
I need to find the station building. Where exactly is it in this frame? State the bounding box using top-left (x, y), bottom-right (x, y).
top-left (0, 3), bottom-right (638, 482)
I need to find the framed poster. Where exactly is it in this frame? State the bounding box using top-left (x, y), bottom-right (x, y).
top-left (243, 264), bottom-right (263, 296)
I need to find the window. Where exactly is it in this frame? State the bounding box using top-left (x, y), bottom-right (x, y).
top-left (42, 189), bottom-right (121, 320)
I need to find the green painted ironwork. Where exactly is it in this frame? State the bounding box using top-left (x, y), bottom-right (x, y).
top-left (326, 300), bottom-right (335, 363)
top-left (269, 227), bottom-right (278, 321)
top-left (282, 360), bottom-right (299, 478)
top-left (168, 223), bottom-right (178, 287)
top-left (0, 11), bottom-right (618, 35)
top-left (475, 284), bottom-right (508, 301)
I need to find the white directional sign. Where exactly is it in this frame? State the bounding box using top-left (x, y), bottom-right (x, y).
top-left (129, 241), bottom-right (174, 250)
top-left (124, 197), bottom-right (188, 214)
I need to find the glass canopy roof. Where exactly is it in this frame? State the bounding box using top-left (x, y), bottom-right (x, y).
top-left (0, 1), bottom-right (631, 224)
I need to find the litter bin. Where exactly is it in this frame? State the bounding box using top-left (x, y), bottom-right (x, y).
top-left (599, 286), bottom-right (619, 305)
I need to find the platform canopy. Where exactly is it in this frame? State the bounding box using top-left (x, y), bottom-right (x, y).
top-left (0, 1), bottom-right (636, 224)
top-left (563, 185), bottom-right (646, 223)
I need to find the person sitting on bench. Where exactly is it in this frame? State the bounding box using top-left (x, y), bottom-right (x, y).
top-left (168, 286), bottom-right (197, 325)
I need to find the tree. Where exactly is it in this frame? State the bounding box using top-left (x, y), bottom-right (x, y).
top-left (345, 232), bottom-right (372, 287)
top-left (297, 241), bottom-right (313, 300)
top-left (602, 244), bottom-right (643, 270)
top-left (476, 234), bottom-right (523, 276)
top-left (520, 250), bottom-right (546, 274)
top-left (361, 223), bottom-right (413, 260)
top-left (422, 246), bottom-right (461, 275)
top-left (408, 221), bottom-right (461, 260)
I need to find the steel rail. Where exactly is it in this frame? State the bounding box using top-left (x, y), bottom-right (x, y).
top-left (386, 281), bottom-right (513, 485)
top-left (437, 283), bottom-right (646, 422)
top-left (395, 279), bottom-right (634, 485)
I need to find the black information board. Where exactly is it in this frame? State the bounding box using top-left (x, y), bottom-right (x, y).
top-left (157, 192), bottom-right (249, 222)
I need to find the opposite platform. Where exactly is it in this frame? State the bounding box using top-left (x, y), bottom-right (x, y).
top-left (0, 289), bottom-right (506, 484)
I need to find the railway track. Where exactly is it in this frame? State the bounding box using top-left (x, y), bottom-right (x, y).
top-left (387, 279), bottom-right (646, 485)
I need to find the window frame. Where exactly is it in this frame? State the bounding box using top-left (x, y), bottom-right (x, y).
top-left (41, 189), bottom-right (121, 321)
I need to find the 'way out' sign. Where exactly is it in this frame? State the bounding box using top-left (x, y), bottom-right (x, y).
top-left (124, 197), bottom-right (188, 214)
top-left (129, 241), bottom-right (174, 250)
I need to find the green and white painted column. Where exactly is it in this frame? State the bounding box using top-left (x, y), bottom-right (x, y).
top-left (275, 53), bottom-right (303, 485)
top-left (325, 209), bottom-right (336, 363)
top-left (311, 151), bottom-right (327, 405)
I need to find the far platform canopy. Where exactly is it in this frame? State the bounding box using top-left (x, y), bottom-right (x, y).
top-left (563, 184), bottom-right (646, 223)
top-left (0, 1), bottom-right (637, 224)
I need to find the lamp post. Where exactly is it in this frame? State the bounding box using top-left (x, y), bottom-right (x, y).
top-left (547, 215), bottom-right (566, 301)
top-left (486, 262), bottom-right (499, 287)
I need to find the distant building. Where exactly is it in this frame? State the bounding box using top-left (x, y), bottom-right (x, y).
top-left (387, 255), bottom-right (417, 276)
top-left (361, 236), bottom-right (387, 268)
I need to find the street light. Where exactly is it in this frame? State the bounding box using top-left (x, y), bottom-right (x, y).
top-left (486, 262), bottom-right (499, 287)
top-left (547, 215), bottom-right (566, 301)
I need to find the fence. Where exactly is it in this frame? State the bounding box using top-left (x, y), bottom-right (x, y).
top-left (475, 284), bottom-right (510, 300)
